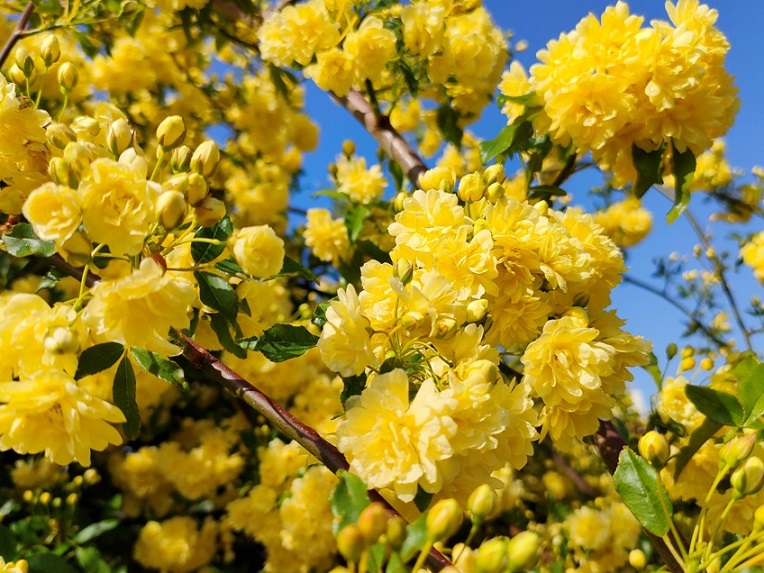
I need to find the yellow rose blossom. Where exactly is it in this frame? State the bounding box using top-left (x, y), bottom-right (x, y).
top-left (229, 224), bottom-right (285, 278)
top-left (22, 182), bottom-right (82, 247)
top-left (690, 139), bottom-right (735, 191)
top-left (133, 516), bottom-right (217, 573)
top-left (741, 231), bottom-right (764, 283)
top-left (10, 457), bottom-right (66, 490)
top-left (335, 155), bottom-right (387, 204)
top-left (657, 375), bottom-right (705, 432)
top-left (109, 447), bottom-right (175, 518)
top-left (343, 16), bottom-right (397, 84)
top-left (304, 48), bottom-right (355, 96)
top-left (82, 258), bottom-right (195, 356)
top-left (337, 369), bottom-right (457, 502)
top-left (303, 208), bottom-right (349, 265)
top-left (78, 156), bottom-right (160, 256)
top-left (0, 369), bottom-right (125, 466)
top-left (401, 1), bottom-right (446, 57)
top-left (498, 61), bottom-right (537, 121)
top-left (593, 197), bottom-right (652, 248)
top-left (0, 558), bottom-right (28, 573)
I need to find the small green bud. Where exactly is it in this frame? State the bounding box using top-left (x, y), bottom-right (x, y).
top-left (466, 299), bottom-right (489, 323)
top-left (431, 316), bottom-right (458, 340)
top-left (186, 173), bottom-right (209, 206)
top-left (107, 118), bottom-right (134, 157)
top-left (475, 537), bottom-right (508, 573)
top-left (425, 498), bottom-right (463, 542)
top-left (156, 190), bottom-right (188, 229)
top-left (506, 531), bottom-right (540, 572)
top-left (393, 259), bottom-right (414, 285)
top-left (49, 157), bottom-right (76, 188)
top-left (194, 196), bottom-right (226, 227)
top-left (400, 311), bottom-right (426, 331)
top-left (385, 517), bottom-right (407, 551)
top-left (58, 62), bottom-right (79, 93)
top-left (7, 64), bottom-right (26, 85)
top-left (156, 115), bottom-right (186, 149)
top-left (483, 164), bottom-right (505, 186)
top-left (457, 172), bottom-right (485, 202)
top-left (666, 343), bottom-right (678, 359)
top-left (731, 456), bottom-right (764, 499)
top-left (393, 191), bottom-right (407, 212)
top-left (51, 497), bottom-right (62, 509)
top-left (46, 123), bottom-right (77, 150)
top-left (171, 145), bottom-right (192, 173)
top-left (41, 36), bottom-right (61, 67)
top-left (638, 431), bottom-right (670, 469)
top-left (190, 140), bottom-right (220, 177)
top-left (468, 484), bottom-right (498, 524)
top-left (485, 181), bottom-right (505, 203)
top-left (336, 524), bottom-right (366, 563)
top-left (342, 139), bottom-right (355, 158)
top-left (14, 46), bottom-right (35, 78)
top-left (719, 434), bottom-right (756, 470)
top-left (357, 502), bottom-right (388, 543)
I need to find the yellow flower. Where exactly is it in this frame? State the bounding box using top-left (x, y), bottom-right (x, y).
top-left (498, 62), bottom-right (537, 122)
top-left (133, 516), bottom-right (217, 573)
top-left (229, 224), bottom-right (285, 278)
top-left (82, 258), bottom-right (195, 356)
top-left (303, 208), bottom-right (349, 265)
top-left (343, 16), bottom-right (397, 84)
top-left (657, 375), bottom-right (705, 432)
top-left (22, 182), bottom-right (82, 246)
top-left (401, 1), bottom-right (446, 57)
top-left (593, 197), bottom-right (652, 248)
top-left (742, 231), bottom-right (764, 283)
top-left (0, 558), bottom-right (28, 573)
top-left (0, 369), bottom-right (125, 466)
top-left (304, 48), bottom-right (355, 96)
top-left (335, 155), bottom-right (387, 204)
top-left (79, 156), bottom-right (160, 256)
top-left (337, 369), bottom-right (457, 502)
top-left (109, 447), bottom-right (175, 517)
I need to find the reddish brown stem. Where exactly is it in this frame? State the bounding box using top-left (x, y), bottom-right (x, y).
top-left (0, 2), bottom-right (35, 68)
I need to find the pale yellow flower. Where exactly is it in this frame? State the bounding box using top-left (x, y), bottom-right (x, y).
top-left (593, 197), bottom-right (652, 248)
top-left (22, 182), bottom-right (82, 246)
top-left (133, 516), bottom-right (217, 573)
top-left (303, 208), bottom-right (349, 265)
top-left (229, 225), bottom-right (285, 278)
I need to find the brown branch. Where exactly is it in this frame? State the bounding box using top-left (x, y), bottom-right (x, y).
top-left (593, 420), bottom-right (684, 573)
top-left (0, 2), bottom-right (35, 68)
top-left (540, 444), bottom-right (597, 500)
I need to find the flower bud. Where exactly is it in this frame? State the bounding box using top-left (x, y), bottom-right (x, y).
top-left (49, 157), bottom-right (77, 188)
top-left (336, 524), bottom-right (366, 563)
top-left (679, 356), bottom-right (695, 372)
top-left (342, 139), bottom-right (356, 158)
top-left (393, 259), bottom-right (413, 285)
top-left (731, 457), bottom-right (764, 499)
top-left (22, 490), bottom-right (33, 503)
top-left (754, 505), bottom-right (764, 531)
top-left (190, 140), bottom-right (220, 177)
top-left (393, 191), bottom-right (407, 212)
top-left (7, 64), bottom-right (26, 85)
top-left (171, 145), bottom-right (192, 173)
top-left (466, 299), bottom-right (489, 323)
top-left (426, 498), bottom-right (463, 542)
top-left (39, 492), bottom-right (51, 505)
top-left (475, 537), bottom-right (508, 573)
top-left (465, 359), bottom-right (498, 384)
top-left (63, 141), bottom-right (94, 175)
top-left (186, 173), bottom-right (209, 206)
top-left (385, 517), bottom-right (406, 551)
top-left (681, 346), bottom-right (695, 359)
top-left (358, 502), bottom-right (388, 543)
top-left (107, 118), bottom-right (134, 157)
top-left (457, 172), bottom-right (485, 202)
top-left (485, 181), bottom-right (505, 203)
top-left (638, 431), bottom-right (670, 469)
top-left (46, 122), bottom-right (77, 150)
top-left (468, 484), bottom-right (497, 524)
top-left (41, 36), bottom-right (61, 67)
top-left (194, 197), bottom-right (226, 227)
top-left (72, 116), bottom-right (100, 137)
top-left (431, 316), bottom-right (458, 339)
top-left (51, 497), bottom-right (62, 508)
top-left (629, 548), bottom-right (647, 569)
top-left (419, 166), bottom-right (456, 193)
top-left (83, 468), bottom-right (100, 485)
top-left (66, 493), bottom-right (78, 505)
top-left (156, 115), bottom-right (186, 149)
top-left (483, 164), bottom-right (505, 186)
top-left (14, 46), bottom-right (35, 78)
top-left (400, 311), bottom-right (426, 331)
top-left (719, 434), bottom-right (756, 470)
top-left (666, 343), bottom-right (678, 359)
top-left (156, 190), bottom-right (188, 229)
top-left (44, 327), bottom-right (80, 355)
top-left (506, 531), bottom-right (540, 572)
top-left (58, 62), bottom-right (79, 93)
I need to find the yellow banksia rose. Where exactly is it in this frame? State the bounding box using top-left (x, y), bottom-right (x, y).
top-left (133, 516), bottom-right (217, 573)
top-left (303, 208), bottom-right (349, 265)
top-left (741, 231), bottom-right (764, 283)
top-left (337, 369), bottom-right (457, 502)
top-left (335, 155), bottom-right (387, 204)
top-left (401, 1), bottom-right (446, 57)
top-left (0, 558), bottom-right (28, 573)
top-left (593, 197), bottom-right (652, 248)
top-left (343, 16), bottom-right (397, 84)
top-left (0, 369), bottom-right (125, 466)
top-left (79, 155), bottom-right (160, 256)
top-left (229, 224), bottom-right (285, 278)
top-left (82, 258), bottom-right (195, 356)
top-left (22, 182), bottom-right (82, 246)
top-left (304, 48), bottom-right (355, 97)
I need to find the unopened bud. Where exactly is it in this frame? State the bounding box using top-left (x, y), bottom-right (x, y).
top-left (755, 505), bottom-right (764, 530)
top-left (720, 434), bottom-right (756, 470)
top-left (190, 140), bottom-right (220, 177)
top-left (156, 115), bottom-right (186, 149)
top-left (426, 498), bottom-right (463, 542)
top-left (629, 548), bottom-right (647, 569)
top-left (194, 196), bottom-right (226, 227)
top-left (358, 502), bottom-right (388, 543)
top-left (666, 343), bottom-right (678, 359)
top-left (14, 46), bottom-right (35, 78)
top-left (638, 431), bottom-right (670, 469)
top-left (465, 359), bottom-right (498, 384)
top-left (51, 497), bottom-right (62, 509)
top-left (41, 36), bottom-right (61, 67)
top-left (8, 64), bottom-right (26, 85)
top-left (475, 537), bottom-right (508, 573)
top-left (393, 191), bottom-right (407, 212)
top-left (63, 141), bottom-right (93, 174)
top-left (72, 116), bottom-right (100, 138)
top-left (83, 468), bottom-right (99, 485)
top-left (681, 346), bottom-right (695, 359)
top-left (58, 62), bottom-right (79, 93)
top-left (483, 164), bottom-right (505, 186)
top-left (39, 492), bottom-right (51, 505)
top-left (385, 516), bottom-right (406, 551)
top-left (468, 484), bottom-right (497, 523)
top-left (156, 190), bottom-right (188, 229)
top-left (106, 118), bottom-right (133, 156)
top-left (457, 172), bottom-right (485, 202)
top-left (432, 316), bottom-right (458, 339)
top-left (679, 356), bottom-right (696, 372)
top-left (66, 493), bottom-right (78, 505)
top-left (336, 524), bottom-right (366, 563)
top-left (393, 259), bottom-right (413, 285)
top-left (419, 166), bottom-right (456, 193)
top-left (400, 311), bottom-right (426, 331)
top-left (506, 531), bottom-right (540, 572)
top-left (49, 157), bottom-right (77, 187)
top-left (171, 145), bottom-right (192, 173)
top-left (707, 557), bottom-right (721, 573)
top-left (46, 123), bottom-right (77, 150)
top-left (342, 139), bottom-right (355, 158)
top-left (22, 490), bottom-right (33, 503)
top-left (485, 181), bottom-right (505, 202)
top-left (731, 457), bottom-right (764, 499)
top-left (466, 299), bottom-right (489, 323)
top-left (44, 327), bottom-right (80, 355)
top-left (700, 357), bottom-right (714, 371)
top-left (186, 173), bottom-right (209, 206)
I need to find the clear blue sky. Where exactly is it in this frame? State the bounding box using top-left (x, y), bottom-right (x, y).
top-left (297, 1), bottom-right (764, 403)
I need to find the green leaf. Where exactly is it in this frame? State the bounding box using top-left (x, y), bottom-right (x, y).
top-left (341, 373), bottom-right (367, 406)
top-left (496, 91), bottom-right (538, 108)
top-left (74, 342), bottom-right (125, 380)
top-left (238, 324), bottom-right (319, 362)
top-left (214, 258), bottom-right (244, 276)
top-left (37, 268), bottom-right (66, 292)
top-left (208, 313), bottom-right (247, 359)
top-left (27, 553), bottom-right (79, 573)
top-left (479, 124), bottom-right (514, 165)
top-left (278, 256), bottom-right (317, 282)
top-left (528, 185), bottom-right (567, 201)
top-left (632, 144), bottom-right (665, 198)
top-left (72, 519), bottom-right (119, 544)
top-left (345, 205), bottom-right (372, 243)
top-left (331, 471), bottom-right (370, 535)
top-left (413, 487), bottom-right (433, 512)
top-left (75, 546), bottom-right (111, 573)
top-left (400, 513), bottom-right (428, 562)
top-left (735, 357), bottom-right (764, 425)
top-left (191, 216), bottom-right (233, 264)
top-left (673, 417), bottom-right (722, 480)
top-left (643, 352), bottom-right (663, 388)
top-left (130, 348), bottom-right (186, 389)
top-left (0, 524), bottom-right (16, 560)
top-left (385, 553), bottom-right (405, 573)
top-left (312, 301), bottom-right (330, 329)
top-left (436, 104), bottom-right (463, 147)
top-left (685, 384), bottom-right (744, 427)
top-left (367, 543), bottom-right (386, 573)
top-left (113, 355), bottom-right (140, 440)
top-left (2, 223), bottom-right (56, 258)
top-left (667, 147), bottom-right (696, 223)
top-left (195, 271), bottom-right (238, 321)
top-left (613, 449), bottom-right (672, 536)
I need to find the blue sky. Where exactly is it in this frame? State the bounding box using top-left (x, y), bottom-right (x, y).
top-left (296, 1), bottom-right (764, 403)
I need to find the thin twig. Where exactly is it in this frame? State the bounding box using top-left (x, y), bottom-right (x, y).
top-left (539, 443), bottom-right (597, 500)
top-left (0, 2), bottom-right (35, 68)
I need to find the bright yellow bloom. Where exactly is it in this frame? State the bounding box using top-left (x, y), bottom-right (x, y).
top-left (335, 155), bottom-right (387, 204)
top-left (0, 369), bottom-right (125, 466)
top-left (304, 48), bottom-right (355, 96)
top-left (303, 208), bottom-right (349, 265)
top-left (0, 557), bottom-right (28, 573)
top-left (593, 197), bottom-right (652, 248)
top-left (343, 16), bottom-right (397, 84)
top-left (401, 1), bottom-right (445, 57)
top-left (82, 258), bottom-right (195, 356)
top-left (22, 182), bottom-right (82, 246)
top-left (133, 516), bottom-right (217, 573)
top-left (741, 231), bottom-right (764, 283)
top-left (229, 224), bottom-right (285, 278)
